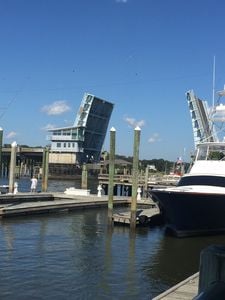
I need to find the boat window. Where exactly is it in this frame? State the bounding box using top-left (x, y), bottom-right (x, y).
top-left (208, 151), bottom-right (225, 160)
top-left (196, 146), bottom-right (207, 160)
top-left (178, 175), bottom-right (225, 188)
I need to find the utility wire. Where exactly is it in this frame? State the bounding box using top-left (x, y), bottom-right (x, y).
top-left (0, 92), bottom-right (19, 120)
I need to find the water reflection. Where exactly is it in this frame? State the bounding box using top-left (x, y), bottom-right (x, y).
top-left (126, 231), bottom-right (137, 297)
top-left (99, 227), bottom-right (113, 298)
top-left (1, 223), bottom-right (14, 252)
top-left (1, 208), bottom-right (225, 299)
top-left (144, 231), bottom-right (225, 293)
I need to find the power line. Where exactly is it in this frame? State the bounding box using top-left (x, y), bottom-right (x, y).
top-left (0, 92), bottom-right (19, 120)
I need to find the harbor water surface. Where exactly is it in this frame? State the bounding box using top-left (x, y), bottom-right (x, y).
top-left (1, 178), bottom-right (225, 299)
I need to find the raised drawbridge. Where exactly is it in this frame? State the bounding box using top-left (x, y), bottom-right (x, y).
top-left (186, 90), bottom-right (218, 148)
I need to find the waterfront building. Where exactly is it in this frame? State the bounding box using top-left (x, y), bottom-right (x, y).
top-left (47, 93), bottom-right (114, 165)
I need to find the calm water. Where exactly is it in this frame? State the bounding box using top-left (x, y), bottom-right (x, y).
top-left (1, 178), bottom-right (225, 299)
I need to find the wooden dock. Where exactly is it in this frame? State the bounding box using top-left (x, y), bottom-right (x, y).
top-left (113, 206), bottom-right (160, 226)
top-left (0, 193), bottom-right (156, 218)
top-left (0, 193), bottom-right (131, 218)
top-left (0, 192), bottom-right (200, 300)
top-left (152, 272), bottom-right (199, 300)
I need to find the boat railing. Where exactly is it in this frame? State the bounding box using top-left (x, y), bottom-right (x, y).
top-left (98, 173), bottom-right (179, 186)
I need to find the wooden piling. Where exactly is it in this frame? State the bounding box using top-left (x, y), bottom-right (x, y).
top-left (130, 126), bottom-right (141, 230)
top-left (198, 244), bottom-right (225, 294)
top-left (42, 147), bottom-right (49, 192)
top-left (108, 127), bottom-right (116, 226)
top-left (81, 163), bottom-right (88, 189)
top-left (8, 141), bottom-right (17, 194)
top-left (144, 165), bottom-right (149, 195)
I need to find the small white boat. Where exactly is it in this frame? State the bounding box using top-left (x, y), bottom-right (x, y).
top-left (64, 187), bottom-right (90, 196)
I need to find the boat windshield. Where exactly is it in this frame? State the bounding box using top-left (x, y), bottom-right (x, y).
top-left (178, 175), bottom-right (225, 187)
top-left (195, 143), bottom-right (225, 161)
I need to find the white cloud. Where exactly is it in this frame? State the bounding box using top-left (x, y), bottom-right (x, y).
top-left (116, 0), bottom-right (128, 3)
top-left (41, 100), bottom-right (71, 115)
top-left (148, 133), bottom-right (161, 143)
top-left (136, 119), bottom-right (145, 127)
top-left (6, 131), bottom-right (17, 139)
top-left (124, 116), bottom-right (145, 128)
top-left (42, 124), bottom-right (56, 131)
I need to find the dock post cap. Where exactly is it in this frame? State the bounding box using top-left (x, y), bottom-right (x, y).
top-left (134, 126), bottom-right (141, 131)
top-left (11, 141), bottom-right (17, 147)
top-left (110, 127), bottom-right (116, 131)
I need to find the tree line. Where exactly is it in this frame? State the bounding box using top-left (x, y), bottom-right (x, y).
top-left (115, 154), bottom-right (189, 174)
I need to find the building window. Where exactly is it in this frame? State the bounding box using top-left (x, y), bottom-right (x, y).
top-left (68, 143), bottom-right (71, 148)
top-left (62, 130), bottom-right (71, 136)
top-left (57, 143), bottom-right (61, 148)
top-left (53, 131), bottom-right (61, 135)
top-left (64, 143), bottom-right (66, 147)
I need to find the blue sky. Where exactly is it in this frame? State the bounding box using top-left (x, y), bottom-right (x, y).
top-left (1, 0), bottom-right (225, 161)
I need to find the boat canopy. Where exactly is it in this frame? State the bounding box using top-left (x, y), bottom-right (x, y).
top-left (190, 160), bottom-right (225, 176)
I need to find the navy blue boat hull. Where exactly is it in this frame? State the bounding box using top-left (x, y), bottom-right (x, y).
top-left (151, 189), bottom-right (225, 237)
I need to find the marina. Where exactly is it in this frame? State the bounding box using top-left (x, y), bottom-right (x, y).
top-left (1, 182), bottom-right (220, 300)
top-left (2, 88), bottom-right (225, 299)
top-left (0, 176), bottom-right (223, 299)
top-left (2, 2), bottom-right (225, 299)
top-left (1, 191), bottom-right (225, 300)
top-left (0, 177), bottom-right (202, 299)
top-left (151, 89), bottom-right (225, 237)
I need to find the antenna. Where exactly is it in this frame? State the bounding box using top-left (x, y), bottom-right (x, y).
top-left (212, 55), bottom-right (216, 107)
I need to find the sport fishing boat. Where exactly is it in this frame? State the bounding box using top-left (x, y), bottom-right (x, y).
top-left (150, 88), bottom-right (225, 237)
top-left (151, 142), bottom-right (225, 237)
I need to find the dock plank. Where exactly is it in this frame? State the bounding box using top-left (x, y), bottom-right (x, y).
top-left (0, 192), bottom-right (155, 218)
top-left (113, 207), bottom-right (160, 225)
top-left (152, 272), bottom-right (199, 300)
top-left (0, 193), bottom-right (131, 217)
